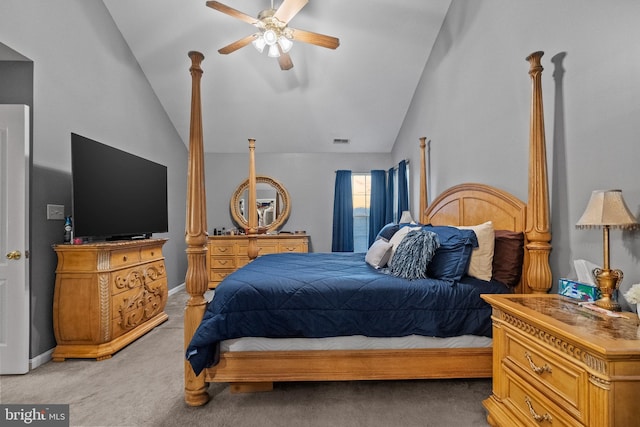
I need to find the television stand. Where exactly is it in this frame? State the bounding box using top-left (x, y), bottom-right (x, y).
top-left (52, 238), bottom-right (168, 361)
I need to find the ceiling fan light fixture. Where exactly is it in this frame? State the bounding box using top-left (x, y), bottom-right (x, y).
top-left (263, 29), bottom-right (278, 46)
top-left (252, 35), bottom-right (266, 53)
top-left (277, 36), bottom-right (293, 53)
top-left (267, 43), bottom-right (281, 58)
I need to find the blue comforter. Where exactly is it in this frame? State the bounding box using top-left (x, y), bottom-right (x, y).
top-left (186, 252), bottom-right (510, 375)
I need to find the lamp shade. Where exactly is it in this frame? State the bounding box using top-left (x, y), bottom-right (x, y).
top-left (576, 189), bottom-right (638, 229)
top-left (399, 211), bottom-right (414, 224)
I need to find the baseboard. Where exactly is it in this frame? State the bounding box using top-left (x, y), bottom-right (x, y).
top-left (29, 283), bottom-right (185, 371)
top-left (30, 348), bottom-right (54, 370)
top-left (169, 282), bottom-right (185, 296)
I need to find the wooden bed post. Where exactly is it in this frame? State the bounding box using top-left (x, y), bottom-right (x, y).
top-left (525, 51), bottom-right (552, 293)
top-left (419, 136), bottom-right (428, 224)
top-left (184, 51), bottom-right (210, 406)
top-left (246, 138), bottom-right (259, 260)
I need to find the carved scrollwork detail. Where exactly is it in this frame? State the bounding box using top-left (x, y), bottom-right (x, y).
top-left (114, 270), bottom-right (144, 290)
top-left (144, 264), bottom-right (165, 281)
top-left (117, 282), bottom-right (166, 331)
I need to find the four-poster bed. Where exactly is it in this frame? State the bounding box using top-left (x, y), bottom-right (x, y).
top-left (183, 50), bottom-right (552, 406)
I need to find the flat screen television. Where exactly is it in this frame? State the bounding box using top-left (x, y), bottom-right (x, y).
top-left (71, 133), bottom-right (168, 241)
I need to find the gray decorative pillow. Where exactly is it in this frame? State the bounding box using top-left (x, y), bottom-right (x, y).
top-left (389, 229), bottom-right (440, 280)
top-left (365, 239), bottom-right (393, 269)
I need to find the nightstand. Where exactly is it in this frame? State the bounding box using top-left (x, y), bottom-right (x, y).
top-left (482, 294), bottom-right (640, 427)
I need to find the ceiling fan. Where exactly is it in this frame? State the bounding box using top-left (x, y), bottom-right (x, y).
top-left (206, 0), bottom-right (340, 71)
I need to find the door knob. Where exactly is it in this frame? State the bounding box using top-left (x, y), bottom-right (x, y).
top-left (6, 250), bottom-right (21, 260)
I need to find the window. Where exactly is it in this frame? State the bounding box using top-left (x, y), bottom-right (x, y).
top-left (352, 173), bottom-right (371, 252)
top-left (349, 165), bottom-right (410, 253)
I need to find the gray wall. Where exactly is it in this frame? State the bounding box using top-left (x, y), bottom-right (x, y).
top-left (0, 1), bottom-right (188, 358)
top-left (392, 0), bottom-right (640, 309)
top-left (205, 152), bottom-right (392, 253)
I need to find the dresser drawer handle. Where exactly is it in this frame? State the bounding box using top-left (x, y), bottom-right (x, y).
top-left (525, 351), bottom-right (552, 375)
top-left (283, 247), bottom-right (296, 251)
top-left (525, 396), bottom-right (552, 423)
top-left (218, 247), bottom-right (230, 253)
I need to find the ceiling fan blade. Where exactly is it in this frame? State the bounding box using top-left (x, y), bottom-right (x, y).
top-left (273, 0), bottom-right (308, 24)
top-left (206, 1), bottom-right (257, 25)
top-left (278, 52), bottom-right (294, 70)
top-left (218, 34), bottom-right (256, 55)
top-left (291, 28), bottom-right (340, 49)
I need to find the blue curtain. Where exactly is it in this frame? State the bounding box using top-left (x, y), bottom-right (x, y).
top-left (332, 170), bottom-right (354, 252)
top-left (397, 160), bottom-right (409, 216)
top-left (368, 170), bottom-right (387, 247)
top-left (385, 167), bottom-right (395, 224)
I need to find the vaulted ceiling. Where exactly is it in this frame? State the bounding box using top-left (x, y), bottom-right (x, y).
top-left (104, 0), bottom-right (451, 153)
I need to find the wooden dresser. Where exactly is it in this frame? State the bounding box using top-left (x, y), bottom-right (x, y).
top-left (52, 239), bottom-right (168, 361)
top-left (207, 234), bottom-right (309, 288)
top-left (482, 294), bottom-right (640, 427)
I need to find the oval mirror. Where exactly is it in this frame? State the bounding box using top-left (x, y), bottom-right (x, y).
top-left (230, 175), bottom-right (291, 233)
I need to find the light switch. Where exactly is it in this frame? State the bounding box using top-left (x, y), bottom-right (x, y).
top-left (47, 204), bottom-right (65, 220)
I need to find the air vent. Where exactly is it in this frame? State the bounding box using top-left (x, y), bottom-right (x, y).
top-left (333, 138), bottom-right (350, 144)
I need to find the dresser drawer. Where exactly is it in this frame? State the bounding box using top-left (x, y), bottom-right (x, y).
top-left (209, 242), bottom-right (237, 256)
top-left (112, 277), bottom-right (167, 338)
top-left (504, 366), bottom-right (581, 426)
top-left (504, 330), bottom-right (586, 420)
top-left (238, 242), bottom-right (279, 256)
top-left (278, 241), bottom-right (306, 252)
top-left (111, 264), bottom-right (146, 295)
top-left (210, 269), bottom-right (234, 284)
top-left (210, 256), bottom-right (238, 270)
top-left (110, 248), bottom-right (141, 268)
top-left (140, 246), bottom-right (162, 261)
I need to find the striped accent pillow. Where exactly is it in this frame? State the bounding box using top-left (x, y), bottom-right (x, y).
top-left (389, 229), bottom-right (440, 280)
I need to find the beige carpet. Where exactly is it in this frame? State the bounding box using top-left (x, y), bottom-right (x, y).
top-left (1, 290), bottom-right (491, 427)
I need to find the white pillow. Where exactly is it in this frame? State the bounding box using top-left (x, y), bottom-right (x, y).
top-left (388, 225), bottom-right (422, 263)
top-left (457, 221), bottom-right (495, 281)
top-left (365, 239), bottom-right (393, 269)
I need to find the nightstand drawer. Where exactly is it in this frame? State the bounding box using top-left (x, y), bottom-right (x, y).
top-left (504, 366), bottom-right (581, 427)
top-left (504, 330), bottom-right (586, 418)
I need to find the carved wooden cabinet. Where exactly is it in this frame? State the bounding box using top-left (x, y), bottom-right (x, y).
top-left (482, 294), bottom-right (640, 427)
top-left (52, 239), bottom-right (168, 361)
top-left (207, 234), bottom-right (309, 288)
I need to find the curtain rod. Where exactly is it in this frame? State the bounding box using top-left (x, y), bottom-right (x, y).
top-left (335, 159), bottom-right (410, 173)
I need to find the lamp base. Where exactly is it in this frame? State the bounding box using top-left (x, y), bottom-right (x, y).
top-left (594, 296), bottom-right (621, 312)
top-left (593, 267), bottom-right (624, 312)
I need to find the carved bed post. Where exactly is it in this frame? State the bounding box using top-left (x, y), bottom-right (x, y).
top-left (419, 136), bottom-right (428, 224)
top-left (525, 51), bottom-right (552, 293)
top-left (184, 51), bottom-right (210, 406)
top-left (246, 138), bottom-right (259, 260)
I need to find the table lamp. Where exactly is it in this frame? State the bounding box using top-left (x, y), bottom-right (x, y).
top-left (576, 189), bottom-right (638, 311)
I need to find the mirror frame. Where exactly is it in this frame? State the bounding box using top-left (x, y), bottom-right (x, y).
top-left (230, 175), bottom-right (291, 232)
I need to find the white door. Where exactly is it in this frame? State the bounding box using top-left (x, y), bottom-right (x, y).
top-left (0, 105), bottom-right (29, 374)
